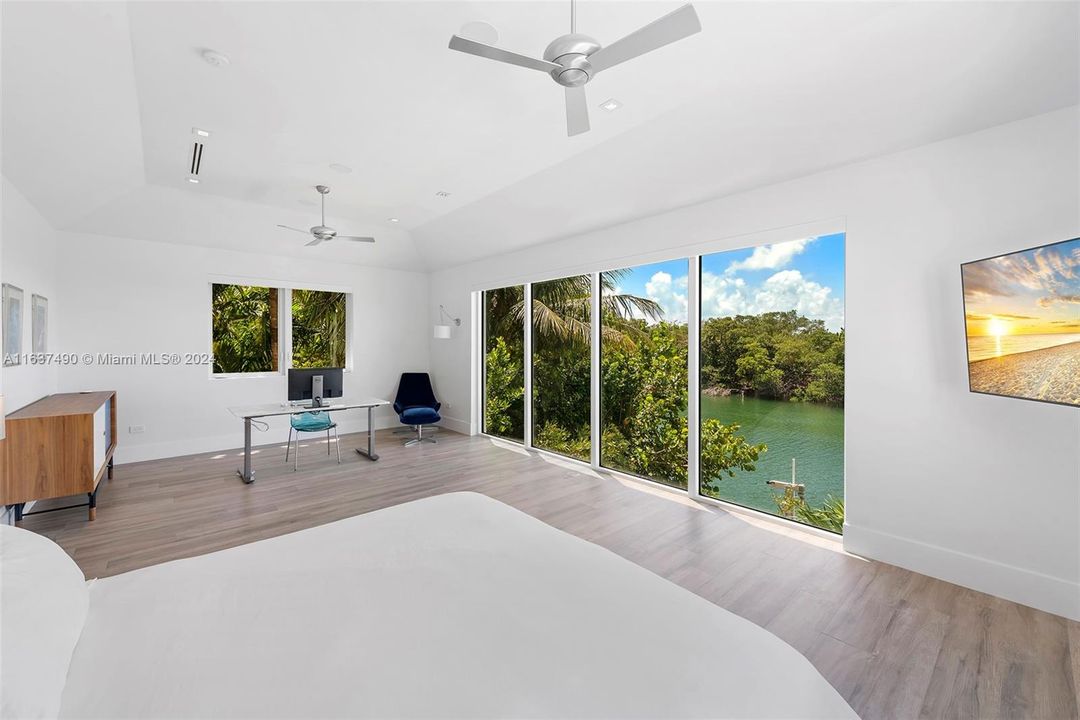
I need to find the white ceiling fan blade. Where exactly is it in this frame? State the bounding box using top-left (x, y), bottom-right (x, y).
top-left (304, 237), bottom-right (324, 247)
top-left (337, 236), bottom-right (376, 243)
top-left (449, 35), bottom-right (561, 73)
top-left (588, 4), bottom-right (701, 74)
top-left (277, 224), bottom-right (312, 235)
top-left (565, 86), bottom-right (590, 136)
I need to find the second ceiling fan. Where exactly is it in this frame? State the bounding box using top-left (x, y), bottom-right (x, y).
top-left (448, 1), bottom-right (701, 137)
top-left (277, 185), bottom-right (375, 247)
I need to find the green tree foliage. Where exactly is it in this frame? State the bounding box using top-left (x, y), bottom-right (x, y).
top-left (483, 286), bottom-right (525, 441)
top-left (482, 282), bottom-right (842, 531)
top-left (794, 496), bottom-right (845, 533)
top-left (701, 311), bottom-right (844, 404)
top-left (484, 337), bottom-right (524, 439)
top-left (291, 289), bottom-right (346, 368)
top-left (699, 421), bottom-right (766, 495)
top-left (212, 284), bottom-right (277, 373)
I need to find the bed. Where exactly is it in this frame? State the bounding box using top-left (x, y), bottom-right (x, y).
top-left (2, 492), bottom-right (856, 719)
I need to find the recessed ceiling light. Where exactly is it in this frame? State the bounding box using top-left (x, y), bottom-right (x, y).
top-left (193, 127), bottom-right (210, 138)
top-left (329, 163), bottom-right (352, 174)
top-left (200, 48), bottom-right (230, 68)
top-left (187, 176), bottom-right (200, 184)
top-left (389, 217), bottom-right (400, 223)
top-left (600, 98), bottom-right (622, 112)
top-left (435, 191), bottom-right (451, 198)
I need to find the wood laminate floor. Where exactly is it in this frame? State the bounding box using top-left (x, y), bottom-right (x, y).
top-left (22, 429), bottom-right (1080, 720)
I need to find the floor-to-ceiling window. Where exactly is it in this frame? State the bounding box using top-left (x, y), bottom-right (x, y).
top-left (482, 285), bottom-right (525, 442)
top-left (478, 232), bottom-right (845, 533)
top-left (600, 260), bottom-right (689, 488)
top-left (699, 233), bottom-right (846, 532)
top-left (531, 275), bottom-right (592, 461)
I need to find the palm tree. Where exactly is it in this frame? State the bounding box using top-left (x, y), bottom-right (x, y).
top-left (291, 289), bottom-right (347, 367)
top-left (485, 270), bottom-right (662, 347)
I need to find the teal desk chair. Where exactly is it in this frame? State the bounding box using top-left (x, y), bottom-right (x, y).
top-left (285, 411), bottom-right (340, 471)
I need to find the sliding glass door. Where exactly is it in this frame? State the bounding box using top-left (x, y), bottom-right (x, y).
top-left (699, 233), bottom-right (846, 532)
top-left (599, 261), bottom-right (689, 488)
top-left (482, 286), bottom-right (525, 442)
top-left (531, 275), bottom-right (592, 461)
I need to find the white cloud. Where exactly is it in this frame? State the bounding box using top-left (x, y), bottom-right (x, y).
top-left (726, 238), bottom-right (811, 273)
top-left (701, 269), bottom-right (844, 331)
top-left (644, 271), bottom-right (687, 324)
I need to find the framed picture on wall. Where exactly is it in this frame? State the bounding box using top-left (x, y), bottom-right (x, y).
top-left (32, 294), bottom-right (48, 353)
top-left (961, 237), bottom-right (1080, 407)
top-left (2, 283), bottom-right (24, 366)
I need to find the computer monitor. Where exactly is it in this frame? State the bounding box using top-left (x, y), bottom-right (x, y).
top-left (288, 367), bottom-right (344, 405)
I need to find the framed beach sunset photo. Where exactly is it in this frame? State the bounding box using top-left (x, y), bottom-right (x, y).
top-left (961, 238), bottom-right (1080, 407)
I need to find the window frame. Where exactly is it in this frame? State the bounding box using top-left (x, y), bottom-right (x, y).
top-left (596, 259), bottom-right (690, 491)
top-left (473, 217), bottom-right (846, 536)
top-left (208, 278), bottom-right (353, 379)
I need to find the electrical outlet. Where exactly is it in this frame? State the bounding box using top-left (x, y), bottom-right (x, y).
top-left (129, 425), bottom-right (145, 434)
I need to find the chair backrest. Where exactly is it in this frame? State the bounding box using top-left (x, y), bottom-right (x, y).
top-left (395, 373), bottom-right (437, 408)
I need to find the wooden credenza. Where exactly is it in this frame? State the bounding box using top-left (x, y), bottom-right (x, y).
top-left (1, 391), bottom-right (117, 522)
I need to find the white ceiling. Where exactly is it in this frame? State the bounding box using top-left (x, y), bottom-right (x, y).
top-left (3, 1), bottom-right (1077, 271)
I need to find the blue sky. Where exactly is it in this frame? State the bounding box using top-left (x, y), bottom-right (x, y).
top-left (604, 233), bottom-right (846, 330)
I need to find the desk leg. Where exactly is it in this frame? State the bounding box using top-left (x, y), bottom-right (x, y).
top-left (355, 406), bottom-right (379, 461)
top-left (236, 417), bottom-right (255, 483)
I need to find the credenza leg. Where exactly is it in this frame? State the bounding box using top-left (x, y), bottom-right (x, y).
top-left (107, 456), bottom-right (114, 480)
top-left (88, 490), bottom-right (97, 521)
top-left (10, 503), bottom-right (25, 523)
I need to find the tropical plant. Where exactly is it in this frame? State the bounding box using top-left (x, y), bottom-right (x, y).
top-left (291, 289), bottom-right (347, 368)
top-left (211, 284), bottom-right (277, 373)
top-left (484, 337), bottom-right (524, 438)
top-left (794, 496), bottom-right (845, 533)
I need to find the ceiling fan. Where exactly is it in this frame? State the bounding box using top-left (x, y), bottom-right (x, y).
top-left (448, 1), bottom-right (701, 137)
top-left (277, 185), bottom-right (375, 246)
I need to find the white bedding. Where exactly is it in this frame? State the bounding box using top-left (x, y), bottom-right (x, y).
top-left (60, 492), bottom-right (856, 719)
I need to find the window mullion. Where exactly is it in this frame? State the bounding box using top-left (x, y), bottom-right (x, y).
top-left (590, 272), bottom-right (601, 470)
top-left (524, 283), bottom-right (533, 450)
top-left (688, 257), bottom-right (702, 500)
top-left (281, 287), bottom-right (292, 371)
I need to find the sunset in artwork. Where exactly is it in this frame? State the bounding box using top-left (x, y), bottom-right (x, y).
top-left (961, 238), bottom-right (1079, 406)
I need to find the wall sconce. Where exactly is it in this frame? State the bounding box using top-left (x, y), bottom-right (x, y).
top-left (434, 304), bottom-right (461, 339)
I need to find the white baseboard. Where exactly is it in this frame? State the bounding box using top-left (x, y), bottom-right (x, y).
top-left (437, 414), bottom-right (472, 436)
top-left (114, 416), bottom-right (408, 465)
top-left (844, 523), bottom-right (1079, 621)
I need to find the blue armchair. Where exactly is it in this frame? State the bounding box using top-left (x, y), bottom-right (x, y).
top-left (394, 373), bottom-right (441, 446)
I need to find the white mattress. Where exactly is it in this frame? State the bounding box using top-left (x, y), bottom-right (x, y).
top-left (60, 492), bottom-right (856, 719)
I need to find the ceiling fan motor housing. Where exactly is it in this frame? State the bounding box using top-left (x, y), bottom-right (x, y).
top-left (544, 33), bottom-right (600, 87)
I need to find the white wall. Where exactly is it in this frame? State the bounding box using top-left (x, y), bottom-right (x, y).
top-left (427, 107), bottom-right (1080, 620)
top-left (54, 232), bottom-right (430, 463)
top-left (1, 176), bottom-right (60, 412)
